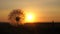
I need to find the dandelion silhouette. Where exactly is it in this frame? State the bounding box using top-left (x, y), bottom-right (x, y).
top-left (8, 9), bottom-right (24, 26)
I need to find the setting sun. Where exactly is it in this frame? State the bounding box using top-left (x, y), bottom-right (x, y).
top-left (27, 14), bottom-right (33, 20)
top-left (26, 14), bottom-right (33, 22)
top-left (24, 13), bottom-right (35, 23)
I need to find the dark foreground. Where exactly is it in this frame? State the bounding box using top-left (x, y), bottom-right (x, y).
top-left (0, 22), bottom-right (60, 34)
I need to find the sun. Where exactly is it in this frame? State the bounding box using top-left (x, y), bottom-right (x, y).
top-left (24, 13), bottom-right (35, 23)
top-left (26, 14), bottom-right (33, 21)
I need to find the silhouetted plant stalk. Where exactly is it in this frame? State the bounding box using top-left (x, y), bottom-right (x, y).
top-left (8, 9), bottom-right (24, 26)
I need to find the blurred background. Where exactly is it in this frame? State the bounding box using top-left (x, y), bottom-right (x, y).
top-left (0, 0), bottom-right (60, 34)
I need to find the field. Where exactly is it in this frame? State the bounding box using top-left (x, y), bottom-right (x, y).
top-left (0, 22), bottom-right (60, 34)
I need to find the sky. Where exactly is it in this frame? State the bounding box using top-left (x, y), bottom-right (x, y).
top-left (0, 0), bottom-right (60, 22)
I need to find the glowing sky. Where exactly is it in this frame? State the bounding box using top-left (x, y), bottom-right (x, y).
top-left (0, 0), bottom-right (60, 22)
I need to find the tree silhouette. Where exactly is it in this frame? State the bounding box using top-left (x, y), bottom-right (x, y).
top-left (8, 9), bottom-right (24, 26)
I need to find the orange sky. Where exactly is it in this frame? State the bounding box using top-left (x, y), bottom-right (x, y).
top-left (0, 0), bottom-right (60, 22)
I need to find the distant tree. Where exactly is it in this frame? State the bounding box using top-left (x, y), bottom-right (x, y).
top-left (8, 9), bottom-right (24, 26)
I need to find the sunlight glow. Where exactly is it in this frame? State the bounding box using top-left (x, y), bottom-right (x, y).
top-left (22, 8), bottom-right (37, 24)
